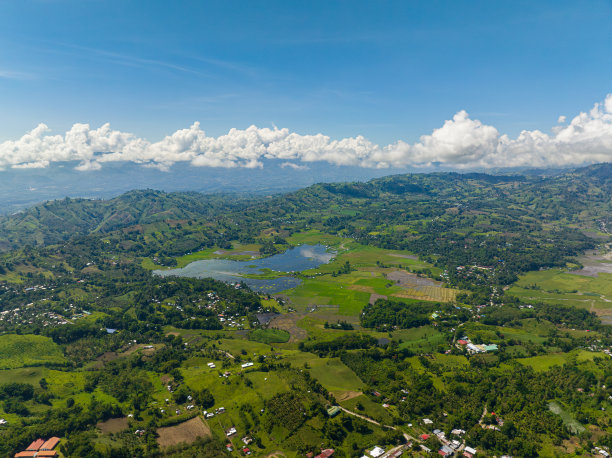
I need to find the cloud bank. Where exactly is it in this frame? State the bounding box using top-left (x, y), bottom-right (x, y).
top-left (2, 94), bottom-right (612, 171)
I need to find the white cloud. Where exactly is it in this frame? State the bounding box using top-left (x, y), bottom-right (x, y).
top-left (280, 162), bottom-right (309, 170)
top-left (1, 94), bottom-right (612, 171)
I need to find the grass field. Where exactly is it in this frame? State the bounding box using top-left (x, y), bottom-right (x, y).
top-left (284, 353), bottom-right (364, 394)
top-left (250, 328), bottom-right (290, 344)
top-left (548, 401), bottom-right (585, 434)
top-left (392, 326), bottom-right (446, 352)
top-left (142, 243), bottom-right (263, 270)
top-left (0, 334), bottom-right (66, 369)
top-left (509, 269), bottom-right (612, 312)
top-left (516, 350), bottom-right (607, 372)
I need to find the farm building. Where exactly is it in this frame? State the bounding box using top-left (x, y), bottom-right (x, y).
top-left (14, 437), bottom-right (60, 458)
top-left (327, 406), bottom-right (341, 417)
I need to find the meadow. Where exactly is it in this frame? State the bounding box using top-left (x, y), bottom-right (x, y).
top-left (509, 268), bottom-right (612, 312)
top-left (0, 334), bottom-right (66, 369)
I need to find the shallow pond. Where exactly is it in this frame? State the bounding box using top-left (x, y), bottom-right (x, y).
top-left (153, 244), bottom-right (334, 293)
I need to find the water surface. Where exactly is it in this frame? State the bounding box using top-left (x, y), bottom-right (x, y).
top-left (154, 244), bottom-right (334, 293)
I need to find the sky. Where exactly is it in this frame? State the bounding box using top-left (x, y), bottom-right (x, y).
top-left (1, 0), bottom-right (612, 172)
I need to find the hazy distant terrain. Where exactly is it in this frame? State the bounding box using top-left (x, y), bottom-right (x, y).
top-left (0, 160), bottom-right (410, 214)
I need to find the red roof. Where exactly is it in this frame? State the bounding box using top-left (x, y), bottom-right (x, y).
top-left (419, 434), bottom-right (430, 440)
top-left (37, 452), bottom-right (58, 457)
top-left (315, 449), bottom-right (335, 458)
top-left (41, 437), bottom-right (60, 450)
top-left (15, 452), bottom-right (37, 458)
top-left (457, 339), bottom-right (468, 345)
top-left (26, 439), bottom-right (44, 451)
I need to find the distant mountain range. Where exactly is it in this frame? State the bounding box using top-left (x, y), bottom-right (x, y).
top-left (0, 162), bottom-right (608, 253)
top-left (0, 159), bottom-right (575, 215)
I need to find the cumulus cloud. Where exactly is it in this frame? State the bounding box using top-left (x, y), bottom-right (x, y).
top-left (2, 94), bottom-right (612, 171)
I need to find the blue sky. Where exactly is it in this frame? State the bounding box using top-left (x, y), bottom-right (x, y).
top-left (1, 0), bottom-right (612, 172)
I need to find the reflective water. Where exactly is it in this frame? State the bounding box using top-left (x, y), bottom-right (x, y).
top-left (153, 244), bottom-right (334, 293)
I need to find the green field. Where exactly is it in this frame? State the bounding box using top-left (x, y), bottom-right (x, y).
top-left (142, 243), bottom-right (264, 270)
top-left (249, 328), bottom-right (290, 344)
top-left (392, 326), bottom-right (446, 352)
top-left (509, 269), bottom-right (612, 311)
top-left (516, 350), bottom-right (607, 372)
top-left (0, 334), bottom-right (66, 369)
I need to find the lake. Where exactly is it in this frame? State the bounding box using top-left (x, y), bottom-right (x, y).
top-left (153, 244), bottom-right (334, 293)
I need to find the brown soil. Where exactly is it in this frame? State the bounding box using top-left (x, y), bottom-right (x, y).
top-left (369, 293), bottom-right (387, 305)
top-left (387, 270), bottom-right (441, 288)
top-left (333, 390), bottom-right (363, 402)
top-left (156, 416), bottom-right (212, 448)
top-left (97, 417), bottom-right (129, 434)
top-left (348, 284), bottom-right (375, 293)
top-left (268, 313), bottom-right (308, 342)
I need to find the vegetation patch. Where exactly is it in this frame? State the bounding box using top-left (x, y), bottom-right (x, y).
top-left (0, 334), bottom-right (66, 369)
top-left (249, 328), bottom-right (290, 344)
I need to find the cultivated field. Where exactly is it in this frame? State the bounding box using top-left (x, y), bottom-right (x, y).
top-left (156, 416), bottom-right (211, 448)
top-left (97, 417), bottom-right (129, 434)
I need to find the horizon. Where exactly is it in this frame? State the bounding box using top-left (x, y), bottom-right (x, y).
top-left (2, 1), bottom-right (612, 177)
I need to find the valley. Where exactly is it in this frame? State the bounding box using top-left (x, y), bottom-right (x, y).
top-left (0, 165), bottom-right (610, 457)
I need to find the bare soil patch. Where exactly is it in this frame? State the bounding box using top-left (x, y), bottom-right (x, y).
top-left (369, 293), bottom-right (387, 305)
top-left (97, 417), bottom-right (129, 434)
top-left (269, 313), bottom-right (307, 342)
top-left (156, 416), bottom-right (211, 448)
top-left (348, 284), bottom-right (375, 293)
top-left (334, 390), bottom-right (363, 402)
top-left (387, 270), bottom-right (441, 288)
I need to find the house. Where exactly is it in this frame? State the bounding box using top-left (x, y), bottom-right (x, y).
top-left (314, 449), bottom-right (334, 458)
top-left (419, 434), bottom-right (430, 440)
top-left (369, 446), bottom-right (385, 457)
top-left (226, 427), bottom-right (237, 436)
top-left (457, 339), bottom-right (468, 345)
top-left (423, 418), bottom-right (433, 424)
top-left (40, 437), bottom-right (60, 450)
top-left (242, 436), bottom-right (253, 445)
top-left (438, 445), bottom-right (454, 456)
top-left (484, 344), bottom-right (498, 352)
top-left (464, 446), bottom-right (477, 455)
top-left (327, 406), bottom-right (341, 417)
